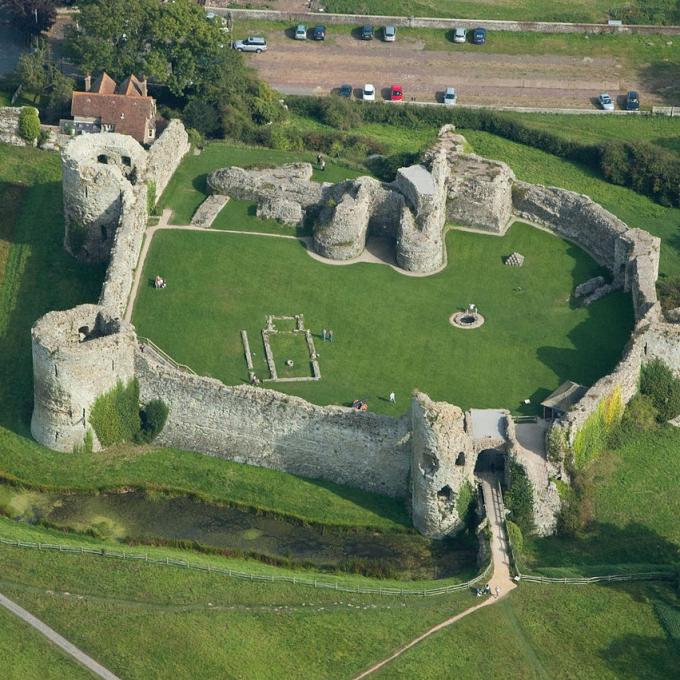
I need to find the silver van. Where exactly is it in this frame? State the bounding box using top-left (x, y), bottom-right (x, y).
top-left (383, 25), bottom-right (396, 42)
top-left (443, 87), bottom-right (457, 106)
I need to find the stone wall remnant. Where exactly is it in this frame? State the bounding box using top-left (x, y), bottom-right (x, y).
top-left (146, 119), bottom-right (190, 200)
top-left (0, 106), bottom-right (37, 146)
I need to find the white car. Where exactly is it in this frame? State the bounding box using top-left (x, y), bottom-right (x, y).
top-left (453, 27), bottom-right (467, 43)
top-left (443, 87), bottom-right (457, 106)
top-left (383, 25), bottom-right (396, 42)
top-left (363, 83), bottom-right (376, 101)
top-left (294, 25), bottom-right (307, 40)
top-left (598, 93), bottom-right (615, 111)
top-left (233, 36), bottom-right (267, 53)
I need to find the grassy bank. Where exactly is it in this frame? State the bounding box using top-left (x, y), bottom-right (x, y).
top-left (374, 582), bottom-right (680, 679)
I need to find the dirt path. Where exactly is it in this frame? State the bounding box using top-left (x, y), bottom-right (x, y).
top-left (0, 591), bottom-right (121, 680)
top-left (352, 476), bottom-right (516, 679)
top-left (245, 31), bottom-right (650, 108)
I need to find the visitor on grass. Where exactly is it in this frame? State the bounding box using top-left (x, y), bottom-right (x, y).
top-left (389, 392), bottom-right (396, 404)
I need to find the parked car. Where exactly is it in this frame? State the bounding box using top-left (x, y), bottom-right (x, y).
top-left (233, 36), bottom-right (267, 53)
top-left (625, 90), bottom-right (640, 111)
top-left (472, 27), bottom-right (486, 44)
top-left (312, 25), bottom-right (326, 40)
top-left (360, 25), bottom-right (374, 40)
top-left (339, 83), bottom-right (353, 98)
top-left (363, 83), bottom-right (376, 101)
top-left (294, 25), bottom-right (307, 40)
top-left (383, 25), bottom-right (397, 42)
top-left (598, 92), bottom-right (615, 111)
top-left (390, 84), bottom-right (404, 101)
top-left (443, 87), bottom-right (457, 106)
top-left (453, 27), bottom-right (467, 43)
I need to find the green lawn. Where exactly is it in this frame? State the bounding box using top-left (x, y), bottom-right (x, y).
top-left (504, 112), bottom-right (680, 158)
top-left (323, 0), bottom-right (627, 23)
top-left (133, 222), bottom-right (633, 416)
top-left (0, 607), bottom-right (94, 680)
top-left (0, 536), bottom-right (475, 680)
top-left (375, 582), bottom-right (680, 679)
top-left (158, 141), bottom-right (366, 225)
top-left (522, 425), bottom-right (680, 572)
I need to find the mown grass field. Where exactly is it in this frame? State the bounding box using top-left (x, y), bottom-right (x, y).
top-left (375, 582), bottom-right (680, 679)
top-left (133, 222), bottom-right (632, 415)
top-left (323, 0), bottom-right (626, 23)
top-left (158, 141), bottom-right (365, 224)
top-left (0, 534), bottom-right (475, 680)
top-left (0, 606), bottom-right (93, 680)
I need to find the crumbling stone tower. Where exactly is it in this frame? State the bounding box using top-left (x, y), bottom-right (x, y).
top-left (62, 133), bottom-right (147, 262)
top-left (30, 305), bottom-right (136, 452)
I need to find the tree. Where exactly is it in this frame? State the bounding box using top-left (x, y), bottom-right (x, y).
top-left (18, 107), bottom-right (41, 144)
top-left (1, 0), bottom-right (57, 37)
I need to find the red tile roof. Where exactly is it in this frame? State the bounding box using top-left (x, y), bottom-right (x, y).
top-left (72, 73), bottom-right (156, 143)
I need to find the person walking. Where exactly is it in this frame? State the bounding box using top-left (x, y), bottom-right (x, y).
top-left (322, 328), bottom-right (328, 341)
top-left (329, 329), bottom-right (334, 342)
top-left (495, 585), bottom-right (500, 599)
top-left (389, 392), bottom-right (396, 404)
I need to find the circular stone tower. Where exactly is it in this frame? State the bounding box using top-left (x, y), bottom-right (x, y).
top-left (62, 133), bottom-right (147, 263)
top-left (31, 304), bottom-right (136, 452)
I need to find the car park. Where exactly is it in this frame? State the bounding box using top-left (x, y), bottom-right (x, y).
top-left (361, 25), bottom-right (374, 40)
top-left (390, 84), bottom-right (404, 101)
top-left (294, 25), bottom-right (307, 40)
top-left (443, 87), bottom-right (457, 106)
top-left (312, 25), bottom-right (326, 40)
top-left (383, 25), bottom-right (397, 42)
top-left (598, 92), bottom-right (615, 111)
top-left (453, 27), bottom-right (467, 43)
top-left (625, 90), bottom-right (640, 111)
top-left (233, 36), bottom-right (267, 53)
top-left (472, 27), bottom-right (486, 44)
top-left (363, 83), bottom-right (375, 101)
top-left (339, 84), bottom-right (353, 98)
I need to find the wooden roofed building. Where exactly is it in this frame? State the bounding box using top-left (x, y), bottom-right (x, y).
top-left (540, 381), bottom-right (588, 420)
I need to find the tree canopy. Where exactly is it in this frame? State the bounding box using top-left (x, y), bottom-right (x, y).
top-left (65, 0), bottom-right (236, 97)
top-left (1, 0), bottom-right (57, 36)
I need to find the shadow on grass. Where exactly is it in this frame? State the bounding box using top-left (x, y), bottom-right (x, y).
top-left (524, 520), bottom-right (680, 571)
top-left (191, 172), bottom-right (209, 195)
top-left (600, 634), bottom-right (680, 677)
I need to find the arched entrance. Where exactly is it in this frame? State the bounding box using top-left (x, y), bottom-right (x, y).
top-left (474, 448), bottom-right (506, 476)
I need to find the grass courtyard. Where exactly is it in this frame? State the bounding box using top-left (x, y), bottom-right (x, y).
top-left (133, 222), bottom-right (633, 416)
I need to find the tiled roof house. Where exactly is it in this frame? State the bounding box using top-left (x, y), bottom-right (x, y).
top-left (71, 73), bottom-right (157, 144)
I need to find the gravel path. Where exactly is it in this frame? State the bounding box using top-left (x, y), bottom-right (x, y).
top-left (0, 591), bottom-right (121, 680)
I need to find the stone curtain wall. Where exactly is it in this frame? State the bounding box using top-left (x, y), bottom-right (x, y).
top-left (136, 350), bottom-right (412, 498)
top-left (98, 183), bottom-right (149, 317)
top-left (0, 107), bottom-right (33, 146)
top-left (147, 120), bottom-right (191, 202)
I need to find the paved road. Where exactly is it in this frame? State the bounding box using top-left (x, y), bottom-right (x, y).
top-left (0, 591), bottom-right (121, 680)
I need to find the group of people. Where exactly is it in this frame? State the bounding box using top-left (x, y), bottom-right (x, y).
top-left (154, 275), bottom-right (167, 289)
top-left (474, 583), bottom-right (500, 598)
top-left (352, 399), bottom-right (368, 411)
top-left (316, 154), bottom-right (326, 171)
top-left (321, 328), bottom-right (334, 342)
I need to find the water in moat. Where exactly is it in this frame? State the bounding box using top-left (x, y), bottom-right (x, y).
top-left (0, 485), bottom-right (477, 580)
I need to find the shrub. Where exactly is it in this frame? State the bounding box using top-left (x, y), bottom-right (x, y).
top-left (138, 399), bottom-right (169, 443)
top-left (89, 379), bottom-right (141, 447)
top-left (506, 519), bottom-right (524, 564)
top-left (187, 128), bottom-right (205, 149)
top-left (456, 481), bottom-right (476, 530)
top-left (504, 460), bottom-right (535, 535)
top-left (183, 98), bottom-right (222, 138)
top-left (37, 128), bottom-right (51, 148)
top-left (640, 358), bottom-right (680, 422)
top-left (18, 107), bottom-right (40, 144)
top-left (546, 424), bottom-right (569, 463)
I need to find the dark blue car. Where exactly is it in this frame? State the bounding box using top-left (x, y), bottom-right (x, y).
top-left (312, 25), bottom-right (326, 40)
top-left (472, 27), bottom-right (486, 44)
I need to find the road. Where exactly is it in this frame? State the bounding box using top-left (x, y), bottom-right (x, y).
top-left (245, 32), bottom-right (644, 108)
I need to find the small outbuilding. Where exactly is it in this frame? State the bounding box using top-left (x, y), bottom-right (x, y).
top-left (541, 380), bottom-right (588, 420)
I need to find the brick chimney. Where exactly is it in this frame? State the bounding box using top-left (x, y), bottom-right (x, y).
top-left (140, 76), bottom-right (148, 97)
top-left (83, 74), bottom-right (91, 92)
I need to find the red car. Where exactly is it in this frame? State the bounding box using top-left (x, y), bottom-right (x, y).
top-left (390, 84), bottom-right (404, 101)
